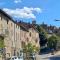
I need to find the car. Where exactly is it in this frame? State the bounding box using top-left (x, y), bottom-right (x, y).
top-left (10, 56), bottom-right (19, 60)
top-left (18, 57), bottom-right (23, 60)
top-left (10, 56), bottom-right (24, 60)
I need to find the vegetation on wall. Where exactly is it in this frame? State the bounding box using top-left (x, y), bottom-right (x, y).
top-left (0, 36), bottom-right (4, 48)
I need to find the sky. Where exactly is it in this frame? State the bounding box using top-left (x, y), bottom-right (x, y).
top-left (0, 0), bottom-right (60, 27)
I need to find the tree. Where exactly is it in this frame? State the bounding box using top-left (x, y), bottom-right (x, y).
top-left (39, 33), bottom-right (47, 46)
top-left (23, 42), bottom-right (39, 60)
top-left (47, 34), bottom-right (58, 50)
top-left (24, 43), bottom-right (39, 53)
top-left (37, 25), bottom-right (47, 46)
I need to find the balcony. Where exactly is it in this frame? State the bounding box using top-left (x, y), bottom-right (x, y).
top-left (0, 29), bottom-right (9, 37)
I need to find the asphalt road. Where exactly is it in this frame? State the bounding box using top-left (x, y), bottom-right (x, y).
top-left (39, 54), bottom-right (60, 60)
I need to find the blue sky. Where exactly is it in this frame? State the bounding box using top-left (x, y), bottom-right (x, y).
top-left (0, 0), bottom-right (60, 27)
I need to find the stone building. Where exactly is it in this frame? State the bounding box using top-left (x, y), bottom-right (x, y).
top-left (0, 9), bottom-right (21, 59)
top-left (0, 9), bottom-right (40, 59)
top-left (18, 21), bottom-right (40, 48)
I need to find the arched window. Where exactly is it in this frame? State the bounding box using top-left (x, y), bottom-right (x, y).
top-left (26, 37), bottom-right (29, 42)
top-left (29, 32), bottom-right (31, 37)
top-left (35, 39), bottom-right (38, 43)
top-left (21, 41), bottom-right (25, 48)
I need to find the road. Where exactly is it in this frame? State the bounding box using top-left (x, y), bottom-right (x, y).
top-left (36, 53), bottom-right (60, 60)
top-left (40, 54), bottom-right (54, 60)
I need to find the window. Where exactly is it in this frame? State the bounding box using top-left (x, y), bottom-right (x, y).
top-left (1, 14), bottom-right (2, 20)
top-left (12, 41), bottom-right (13, 46)
top-left (11, 30), bottom-right (13, 36)
top-left (11, 23), bottom-right (12, 26)
top-left (16, 32), bottom-right (17, 41)
top-left (16, 24), bottom-right (17, 28)
top-left (24, 33), bottom-right (26, 38)
top-left (18, 33), bottom-right (19, 40)
top-left (26, 37), bottom-right (29, 42)
top-left (1, 24), bottom-right (2, 28)
top-left (0, 14), bottom-right (1, 20)
top-left (7, 20), bottom-right (8, 24)
top-left (16, 25), bottom-right (20, 29)
top-left (35, 39), bottom-right (38, 43)
top-left (3, 16), bottom-right (7, 21)
top-left (5, 29), bottom-right (9, 35)
top-left (29, 32), bottom-right (31, 37)
top-left (18, 26), bottom-right (19, 29)
top-left (21, 41), bottom-right (25, 48)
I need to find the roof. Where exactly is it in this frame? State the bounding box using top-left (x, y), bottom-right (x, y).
top-left (17, 21), bottom-right (39, 32)
top-left (0, 9), bottom-right (39, 33)
top-left (0, 9), bottom-right (16, 24)
top-left (0, 9), bottom-right (12, 20)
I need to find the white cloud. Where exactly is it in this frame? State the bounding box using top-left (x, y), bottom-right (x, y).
top-left (34, 8), bottom-right (42, 13)
top-left (3, 7), bottom-right (42, 19)
top-left (14, 0), bottom-right (21, 3)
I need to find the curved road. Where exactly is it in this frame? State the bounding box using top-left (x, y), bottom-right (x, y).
top-left (37, 54), bottom-right (60, 60)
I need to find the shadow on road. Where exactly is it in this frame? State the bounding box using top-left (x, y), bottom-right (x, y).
top-left (43, 55), bottom-right (60, 60)
top-left (39, 47), bottom-right (51, 55)
top-left (49, 55), bottom-right (60, 60)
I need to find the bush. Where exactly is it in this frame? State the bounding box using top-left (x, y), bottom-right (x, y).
top-left (47, 34), bottom-right (58, 50)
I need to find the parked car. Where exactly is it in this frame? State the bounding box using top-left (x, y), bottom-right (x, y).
top-left (18, 56), bottom-right (23, 60)
top-left (10, 56), bottom-right (18, 60)
top-left (10, 56), bottom-right (24, 60)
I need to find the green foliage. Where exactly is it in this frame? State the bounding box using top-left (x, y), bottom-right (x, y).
top-left (37, 25), bottom-right (47, 38)
top-left (37, 25), bottom-right (47, 46)
top-left (37, 24), bottom-right (60, 50)
top-left (24, 43), bottom-right (39, 53)
top-left (0, 36), bottom-right (4, 48)
top-left (47, 34), bottom-right (58, 50)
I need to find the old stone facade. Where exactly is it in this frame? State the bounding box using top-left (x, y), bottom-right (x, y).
top-left (0, 9), bottom-right (21, 58)
top-left (18, 21), bottom-right (40, 49)
top-left (0, 9), bottom-right (40, 59)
